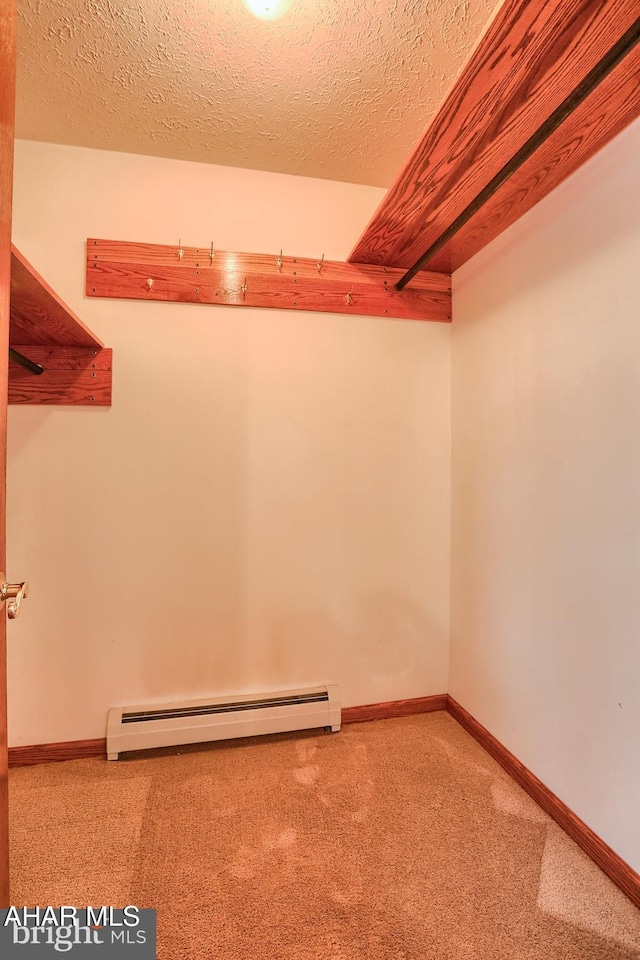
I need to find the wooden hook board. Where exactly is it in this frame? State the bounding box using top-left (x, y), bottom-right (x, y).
top-left (86, 239), bottom-right (451, 323)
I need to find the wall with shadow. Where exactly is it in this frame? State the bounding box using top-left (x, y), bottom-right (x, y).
top-left (450, 116), bottom-right (640, 872)
top-left (7, 140), bottom-right (451, 745)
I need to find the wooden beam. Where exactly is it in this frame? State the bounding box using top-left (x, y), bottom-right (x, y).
top-left (349, 0), bottom-right (640, 269)
top-left (427, 43), bottom-right (640, 272)
top-left (8, 346), bottom-right (112, 405)
top-left (86, 239), bottom-right (451, 324)
top-left (11, 245), bottom-right (103, 347)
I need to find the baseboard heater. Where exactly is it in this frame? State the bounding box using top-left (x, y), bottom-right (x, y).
top-left (106, 684), bottom-right (341, 760)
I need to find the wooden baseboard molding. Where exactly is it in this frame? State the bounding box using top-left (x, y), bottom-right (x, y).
top-left (9, 738), bottom-right (106, 767)
top-left (7, 699), bottom-right (448, 766)
top-left (343, 694), bottom-right (447, 724)
top-left (447, 696), bottom-right (640, 908)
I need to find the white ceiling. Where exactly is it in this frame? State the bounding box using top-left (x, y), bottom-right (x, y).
top-left (16, 0), bottom-right (499, 187)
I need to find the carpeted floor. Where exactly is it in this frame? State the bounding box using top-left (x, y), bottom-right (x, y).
top-left (8, 712), bottom-right (640, 959)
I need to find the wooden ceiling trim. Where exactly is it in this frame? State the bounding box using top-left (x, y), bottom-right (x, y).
top-left (8, 346), bottom-right (112, 406)
top-left (348, 0), bottom-right (640, 270)
top-left (426, 43), bottom-right (640, 273)
top-left (86, 239), bottom-right (452, 324)
top-left (10, 245), bottom-right (103, 347)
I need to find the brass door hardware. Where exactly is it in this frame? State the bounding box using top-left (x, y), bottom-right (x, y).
top-left (0, 577), bottom-right (29, 619)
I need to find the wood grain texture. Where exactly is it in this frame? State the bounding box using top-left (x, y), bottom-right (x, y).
top-left (8, 738), bottom-right (107, 767)
top-left (342, 694), bottom-right (447, 724)
top-left (447, 696), bottom-right (640, 908)
top-left (87, 239), bottom-right (451, 323)
top-left (0, 0), bottom-right (15, 909)
top-left (429, 42), bottom-right (640, 272)
top-left (11, 245), bottom-right (104, 347)
top-left (8, 346), bottom-right (112, 405)
top-left (349, 0), bottom-right (640, 269)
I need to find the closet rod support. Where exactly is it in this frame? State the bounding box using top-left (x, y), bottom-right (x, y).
top-left (9, 348), bottom-right (45, 376)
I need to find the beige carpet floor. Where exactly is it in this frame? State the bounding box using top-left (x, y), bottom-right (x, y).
top-left (8, 712), bottom-right (640, 959)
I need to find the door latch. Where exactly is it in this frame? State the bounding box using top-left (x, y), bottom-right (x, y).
top-left (0, 577), bottom-right (29, 619)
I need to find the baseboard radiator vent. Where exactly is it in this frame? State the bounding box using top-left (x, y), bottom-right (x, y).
top-left (106, 684), bottom-right (341, 760)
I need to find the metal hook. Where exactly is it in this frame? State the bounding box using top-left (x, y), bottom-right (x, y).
top-left (146, 277), bottom-right (154, 290)
top-left (177, 239), bottom-right (184, 261)
top-left (276, 250), bottom-right (283, 272)
top-left (345, 291), bottom-right (353, 305)
top-left (241, 277), bottom-right (248, 300)
top-left (209, 242), bottom-right (215, 264)
top-left (317, 253), bottom-right (325, 273)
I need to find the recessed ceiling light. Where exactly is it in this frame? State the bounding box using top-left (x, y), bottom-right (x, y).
top-left (243, 0), bottom-right (292, 20)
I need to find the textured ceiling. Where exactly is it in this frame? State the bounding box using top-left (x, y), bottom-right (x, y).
top-left (16, 0), bottom-right (499, 187)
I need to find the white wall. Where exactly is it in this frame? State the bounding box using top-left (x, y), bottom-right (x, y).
top-left (7, 141), bottom-right (451, 745)
top-left (451, 117), bottom-right (640, 871)
top-left (7, 119), bottom-right (639, 874)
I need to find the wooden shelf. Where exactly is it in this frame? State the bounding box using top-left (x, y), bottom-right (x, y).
top-left (349, 0), bottom-right (640, 272)
top-left (9, 245), bottom-right (111, 405)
